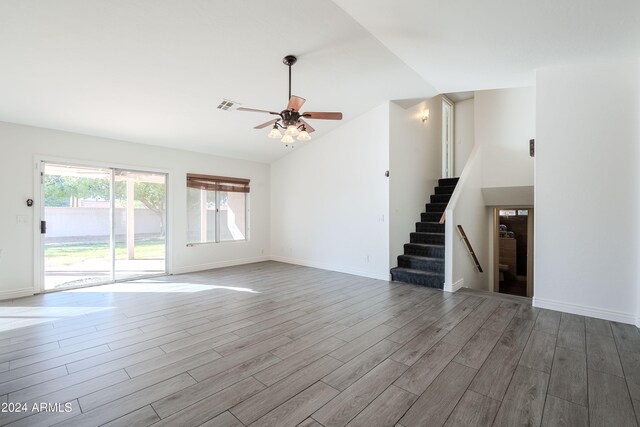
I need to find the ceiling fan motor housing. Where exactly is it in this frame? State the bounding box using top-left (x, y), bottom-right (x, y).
top-left (280, 109), bottom-right (301, 127)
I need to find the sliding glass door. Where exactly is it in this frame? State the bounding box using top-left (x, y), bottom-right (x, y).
top-left (113, 170), bottom-right (167, 281)
top-left (42, 164), bottom-right (112, 290)
top-left (42, 162), bottom-right (167, 291)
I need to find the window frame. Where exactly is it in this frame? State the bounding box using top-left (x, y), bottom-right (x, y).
top-left (186, 174), bottom-right (250, 246)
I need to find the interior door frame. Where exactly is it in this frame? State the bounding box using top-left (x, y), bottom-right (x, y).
top-left (442, 96), bottom-right (455, 178)
top-left (33, 155), bottom-right (172, 294)
top-left (492, 206), bottom-right (534, 297)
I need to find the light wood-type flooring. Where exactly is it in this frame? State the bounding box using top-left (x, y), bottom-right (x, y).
top-left (0, 261), bottom-right (638, 426)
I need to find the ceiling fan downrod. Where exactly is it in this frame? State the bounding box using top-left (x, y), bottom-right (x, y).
top-left (283, 55), bottom-right (297, 104)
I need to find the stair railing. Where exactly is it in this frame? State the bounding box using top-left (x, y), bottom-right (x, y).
top-left (456, 225), bottom-right (483, 273)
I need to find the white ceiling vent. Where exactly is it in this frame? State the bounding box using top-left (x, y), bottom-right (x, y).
top-left (217, 99), bottom-right (241, 111)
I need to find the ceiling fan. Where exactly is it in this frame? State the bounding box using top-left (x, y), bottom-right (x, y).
top-left (237, 55), bottom-right (343, 146)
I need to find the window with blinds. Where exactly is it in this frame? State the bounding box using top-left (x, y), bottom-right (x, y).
top-left (186, 174), bottom-right (249, 244)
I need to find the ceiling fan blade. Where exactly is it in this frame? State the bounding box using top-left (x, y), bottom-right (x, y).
top-left (237, 107), bottom-right (280, 115)
top-left (254, 119), bottom-right (279, 129)
top-left (287, 96), bottom-right (306, 112)
top-left (298, 119), bottom-right (315, 133)
top-left (302, 112), bottom-right (343, 120)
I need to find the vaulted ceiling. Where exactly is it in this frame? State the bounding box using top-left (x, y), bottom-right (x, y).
top-left (334, 0), bottom-right (640, 92)
top-left (0, 1), bottom-right (638, 162)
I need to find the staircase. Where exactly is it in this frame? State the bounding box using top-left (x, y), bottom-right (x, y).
top-left (390, 177), bottom-right (460, 289)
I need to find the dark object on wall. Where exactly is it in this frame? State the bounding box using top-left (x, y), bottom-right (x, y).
top-left (26, 199), bottom-right (33, 207)
top-left (385, 170), bottom-right (389, 177)
top-left (529, 139), bottom-right (535, 157)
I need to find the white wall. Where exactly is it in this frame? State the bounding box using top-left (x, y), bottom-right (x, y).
top-left (454, 98), bottom-right (475, 176)
top-left (637, 58), bottom-right (640, 326)
top-left (445, 145), bottom-right (489, 292)
top-left (0, 121), bottom-right (270, 299)
top-left (535, 61), bottom-right (640, 324)
top-left (475, 88), bottom-right (535, 188)
top-left (389, 99), bottom-right (442, 268)
top-left (270, 103), bottom-right (390, 280)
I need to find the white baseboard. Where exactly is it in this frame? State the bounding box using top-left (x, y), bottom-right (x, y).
top-left (0, 287), bottom-right (35, 301)
top-left (270, 256), bottom-right (390, 282)
top-left (172, 256), bottom-right (271, 275)
top-left (444, 278), bottom-right (464, 293)
top-left (533, 296), bottom-right (636, 325)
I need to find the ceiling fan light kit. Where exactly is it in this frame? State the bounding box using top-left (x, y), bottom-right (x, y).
top-left (297, 130), bottom-right (311, 141)
top-left (237, 55), bottom-right (343, 147)
top-left (285, 125), bottom-right (300, 137)
top-left (281, 134), bottom-right (295, 144)
top-left (268, 125), bottom-right (282, 139)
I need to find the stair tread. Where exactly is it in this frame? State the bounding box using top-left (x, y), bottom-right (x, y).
top-left (411, 231), bottom-right (444, 235)
top-left (405, 243), bottom-right (444, 248)
top-left (398, 255), bottom-right (444, 262)
top-left (390, 267), bottom-right (444, 277)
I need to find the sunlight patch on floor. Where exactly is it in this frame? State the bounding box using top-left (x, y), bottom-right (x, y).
top-left (0, 306), bottom-right (113, 333)
top-left (67, 281), bottom-right (260, 294)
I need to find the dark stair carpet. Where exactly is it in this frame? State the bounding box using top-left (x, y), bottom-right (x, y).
top-left (435, 185), bottom-right (456, 195)
top-left (421, 212), bottom-right (444, 222)
top-left (391, 177), bottom-right (460, 289)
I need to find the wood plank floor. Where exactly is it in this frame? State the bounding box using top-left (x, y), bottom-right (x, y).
top-left (0, 261), bottom-right (638, 426)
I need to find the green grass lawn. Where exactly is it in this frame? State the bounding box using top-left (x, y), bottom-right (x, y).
top-left (45, 239), bottom-right (165, 266)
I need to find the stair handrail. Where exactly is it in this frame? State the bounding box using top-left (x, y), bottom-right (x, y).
top-left (456, 225), bottom-right (483, 273)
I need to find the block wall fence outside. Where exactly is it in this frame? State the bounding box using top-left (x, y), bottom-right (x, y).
top-left (45, 207), bottom-right (161, 237)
